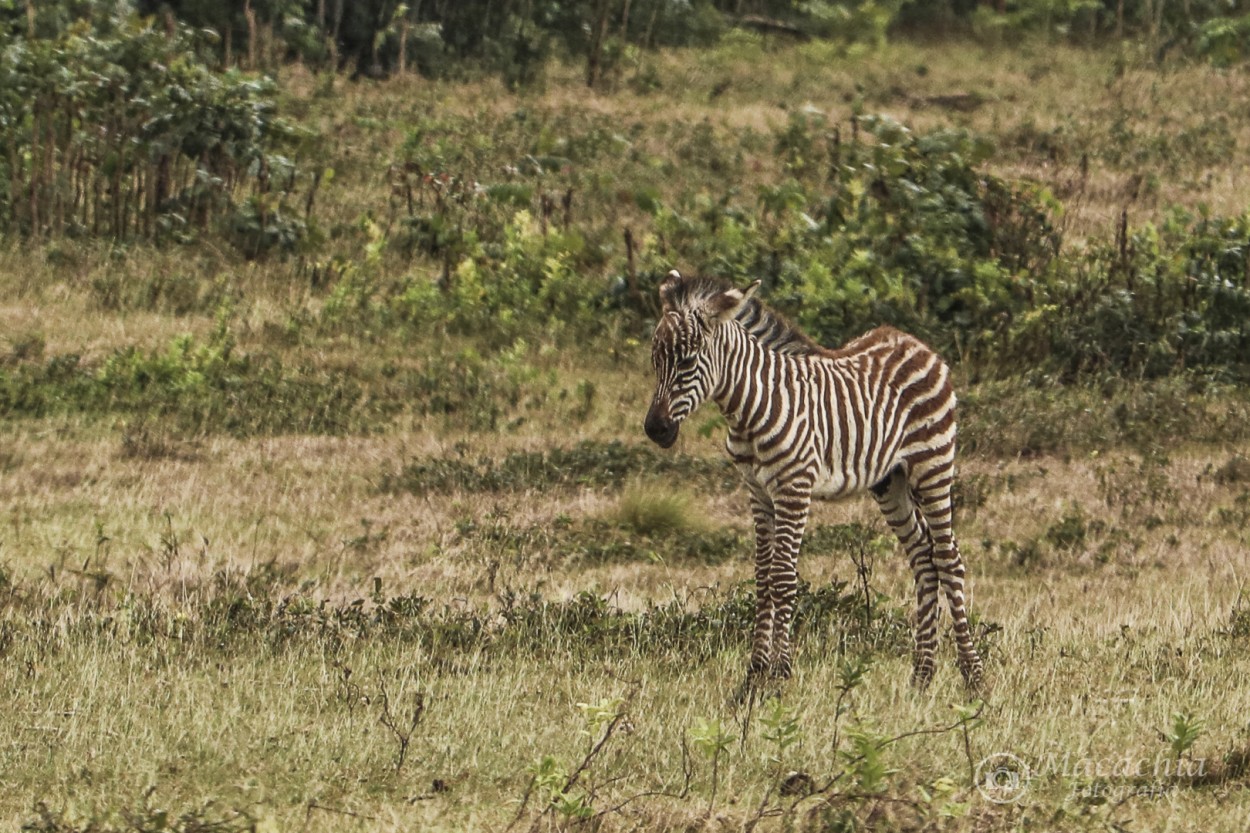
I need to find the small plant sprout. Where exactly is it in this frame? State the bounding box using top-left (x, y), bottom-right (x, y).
top-left (689, 717), bottom-right (736, 815)
top-left (828, 655), bottom-right (872, 755)
top-left (840, 726), bottom-right (895, 795)
top-left (742, 698), bottom-right (805, 828)
top-left (918, 776), bottom-right (969, 820)
top-left (689, 717), bottom-right (736, 759)
top-left (759, 697), bottom-right (802, 769)
top-left (577, 696), bottom-right (626, 744)
top-left (835, 655), bottom-right (871, 711)
top-left (511, 689), bottom-right (638, 830)
top-left (528, 756), bottom-right (593, 820)
top-left (1166, 710), bottom-right (1206, 761)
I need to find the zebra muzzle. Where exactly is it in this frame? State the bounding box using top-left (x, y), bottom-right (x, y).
top-left (644, 408), bottom-right (679, 449)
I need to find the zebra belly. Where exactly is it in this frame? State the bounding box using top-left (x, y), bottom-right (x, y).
top-left (726, 434), bottom-right (875, 500)
top-left (810, 432), bottom-right (899, 499)
top-left (809, 470), bottom-right (858, 499)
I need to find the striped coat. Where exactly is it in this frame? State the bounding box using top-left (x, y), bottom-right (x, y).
top-left (645, 271), bottom-right (983, 692)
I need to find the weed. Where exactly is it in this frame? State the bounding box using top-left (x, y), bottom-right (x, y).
top-left (1044, 506), bottom-right (1092, 552)
top-left (1166, 711), bottom-right (1206, 761)
top-left (689, 717), bottom-right (735, 816)
top-left (23, 794), bottom-right (254, 833)
top-left (1213, 454), bottom-right (1250, 485)
top-left (376, 675), bottom-right (425, 773)
top-left (117, 420), bottom-right (201, 462)
top-left (510, 689), bottom-right (638, 830)
top-left (1226, 592), bottom-right (1250, 638)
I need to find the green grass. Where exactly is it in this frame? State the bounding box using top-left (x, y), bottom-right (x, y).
top-left (2, 421), bottom-right (1249, 830)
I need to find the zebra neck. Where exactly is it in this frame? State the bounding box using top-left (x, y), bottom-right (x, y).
top-left (709, 325), bottom-right (785, 434)
top-left (736, 301), bottom-right (821, 356)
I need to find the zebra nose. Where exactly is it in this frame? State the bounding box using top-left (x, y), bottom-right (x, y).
top-left (644, 411), bottom-right (679, 448)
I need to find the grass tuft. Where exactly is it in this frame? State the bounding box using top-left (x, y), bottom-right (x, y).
top-left (614, 482), bottom-right (703, 536)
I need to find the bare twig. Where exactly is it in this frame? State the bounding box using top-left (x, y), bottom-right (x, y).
top-left (503, 777), bottom-right (537, 833)
top-left (591, 732), bottom-right (694, 820)
top-left (377, 673), bottom-right (425, 773)
top-left (519, 684), bottom-right (640, 833)
top-left (849, 541), bottom-right (874, 628)
top-left (743, 780), bottom-right (782, 832)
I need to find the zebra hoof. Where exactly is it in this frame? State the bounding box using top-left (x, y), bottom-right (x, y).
top-left (731, 670), bottom-right (782, 707)
top-left (910, 665), bottom-right (935, 691)
top-left (960, 660), bottom-right (986, 694)
top-left (731, 676), bottom-right (759, 707)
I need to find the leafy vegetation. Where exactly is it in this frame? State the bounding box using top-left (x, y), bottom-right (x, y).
top-left (0, 12), bottom-right (313, 254)
top-left (3, 4), bottom-right (1250, 395)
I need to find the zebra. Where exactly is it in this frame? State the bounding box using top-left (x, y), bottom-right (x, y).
top-left (643, 270), bottom-right (983, 693)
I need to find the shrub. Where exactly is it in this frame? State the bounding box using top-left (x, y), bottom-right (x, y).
top-left (0, 11), bottom-right (315, 255)
top-left (1007, 208), bottom-right (1250, 380)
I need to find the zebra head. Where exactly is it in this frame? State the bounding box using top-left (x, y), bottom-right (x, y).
top-left (644, 270), bottom-right (759, 448)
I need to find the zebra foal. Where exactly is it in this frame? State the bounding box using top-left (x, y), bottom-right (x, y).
top-left (643, 271), bottom-right (983, 692)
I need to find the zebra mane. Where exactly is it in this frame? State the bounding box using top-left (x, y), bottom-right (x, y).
top-left (661, 273), bottom-right (826, 357)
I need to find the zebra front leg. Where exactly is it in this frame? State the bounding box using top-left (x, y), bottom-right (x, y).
top-left (765, 486), bottom-right (811, 680)
top-left (745, 485), bottom-right (776, 686)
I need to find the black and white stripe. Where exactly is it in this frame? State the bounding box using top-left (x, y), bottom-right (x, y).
top-left (645, 271), bottom-right (983, 691)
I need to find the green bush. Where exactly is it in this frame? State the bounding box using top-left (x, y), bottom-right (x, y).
top-left (1196, 15), bottom-right (1250, 66)
top-left (1009, 208), bottom-right (1250, 380)
top-left (639, 113), bottom-right (1058, 363)
top-left (0, 10), bottom-right (313, 255)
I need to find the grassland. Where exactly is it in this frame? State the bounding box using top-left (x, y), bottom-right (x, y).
top-left (3, 34), bottom-right (1250, 832)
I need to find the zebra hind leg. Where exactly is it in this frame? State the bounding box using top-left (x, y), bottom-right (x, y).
top-left (872, 467), bottom-right (941, 689)
top-left (915, 478), bottom-right (984, 690)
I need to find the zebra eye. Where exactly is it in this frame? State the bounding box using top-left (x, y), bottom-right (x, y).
top-left (676, 355), bottom-right (699, 370)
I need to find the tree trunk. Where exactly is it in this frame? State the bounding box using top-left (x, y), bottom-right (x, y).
top-left (643, 2), bottom-right (660, 50)
top-left (586, 0), bottom-right (612, 88)
top-left (398, 20), bottom-right (408, 74)
top-left (332, 0), bottom-right (344, 58)
top-left (245, 0), bottom-right (257, 70)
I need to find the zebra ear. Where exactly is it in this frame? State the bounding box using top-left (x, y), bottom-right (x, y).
top-left (708, 280), bottom-right (761, 323)
top-left (659, 269), bottom-right (683, 312)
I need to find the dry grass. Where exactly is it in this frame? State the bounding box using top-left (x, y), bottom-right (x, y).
top-left (3, 413), bottom-right (1250, 829)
